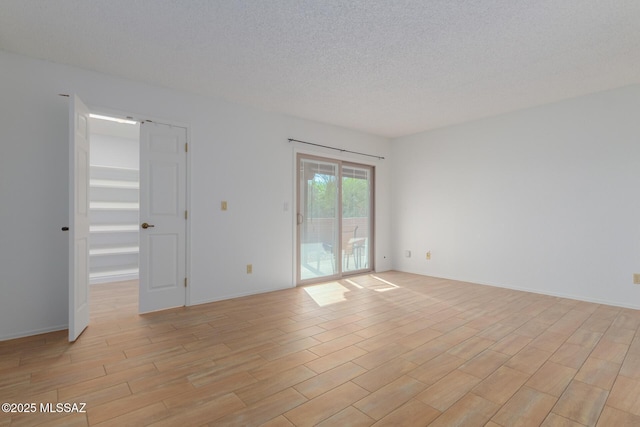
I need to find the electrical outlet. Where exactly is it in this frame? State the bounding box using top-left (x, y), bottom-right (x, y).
top-left (247, 264), bottom-right (252, 274)
top-left (634, 273), bottom-right (640, 285)
top-left (221, 201), bottom-right (228, 211)
top-left (426, 251), bottom-right (431, 260)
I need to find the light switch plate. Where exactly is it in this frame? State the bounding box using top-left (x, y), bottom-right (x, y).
top-left (221, 201), bottom-right (227, 211)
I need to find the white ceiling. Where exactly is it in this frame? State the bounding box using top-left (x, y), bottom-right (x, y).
top-left (1, 0), bottom-right (639, 138)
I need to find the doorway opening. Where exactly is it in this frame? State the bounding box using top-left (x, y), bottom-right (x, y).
top-left (88, 114), bottom-right (140, 312)
top-left (70, 96), bottom-right (189, 341)
top-left (297, 153), bottom-right (374, 285)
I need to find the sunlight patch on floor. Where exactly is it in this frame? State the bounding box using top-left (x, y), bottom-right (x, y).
top-left (303, 281), bottom-right (349, 306)
top-left (344, 278), bottom-right (364, 289)
top-left (367, 275), bottom-right (401, 292)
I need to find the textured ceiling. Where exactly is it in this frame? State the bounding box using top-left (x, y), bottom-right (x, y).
top-left (1, 0), bottom-right (639, 138)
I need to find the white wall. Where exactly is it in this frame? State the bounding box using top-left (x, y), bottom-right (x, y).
top-left (391, 85), bottom-right (640, 308)
top-left (0, 50), bottom-right (391, 340)
top-left (90, 133), bottom-right (139, 170)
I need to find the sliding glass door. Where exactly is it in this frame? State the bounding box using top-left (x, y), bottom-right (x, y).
top-left (297, 154), bottom-right (373, 284)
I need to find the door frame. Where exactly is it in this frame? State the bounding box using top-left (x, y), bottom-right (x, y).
top-left (77, 104), bottom-right (192, 317)
top-left (294, 149), bottom-right (375, 286)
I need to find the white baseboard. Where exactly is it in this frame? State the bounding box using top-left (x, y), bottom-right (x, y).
top-left (0, 324), bottom-right (67, 342)
top-left (189, 284), bottom-right (295, 307)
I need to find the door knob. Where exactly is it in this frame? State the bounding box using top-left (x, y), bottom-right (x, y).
top-left (141, 222), bottom-right (155, 229)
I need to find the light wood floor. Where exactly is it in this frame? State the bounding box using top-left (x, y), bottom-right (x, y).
top-left (2, 272), bottom-right (640, 426)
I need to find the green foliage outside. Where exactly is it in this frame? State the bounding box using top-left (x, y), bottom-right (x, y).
top-left (307, 174), bottom-right (369, 218)
top-left (342, 176), bottom-right (369, 218)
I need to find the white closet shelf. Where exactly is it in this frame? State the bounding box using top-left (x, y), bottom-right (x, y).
top-left (90, 164), bottom-right (138, 171)
top-left (90, 224), bottom-right (139, 233)
top-left (90, 179), bottom-right (139, 189)
top-left (90, 245), bottom-right (139, 256)
top-left (90, 202), bottom-right (139, 210)
top-left (90, 165), bottom-right (139, 176)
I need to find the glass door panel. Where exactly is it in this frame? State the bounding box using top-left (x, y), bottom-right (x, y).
top-left (298, 157), bottom-right (339, 281)
top-left (342, 164), bottom-right (372, 273)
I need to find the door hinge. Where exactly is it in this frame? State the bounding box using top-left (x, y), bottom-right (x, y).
top-left (184, 277), bottom-right (187, 287)
top-left (184, 210), bottom-right (188, 220)
top-left (185, 142), bottom-right (188, 152)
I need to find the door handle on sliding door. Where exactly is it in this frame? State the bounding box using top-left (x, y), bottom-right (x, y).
top-left (296, 213), bottom-right (303, 225)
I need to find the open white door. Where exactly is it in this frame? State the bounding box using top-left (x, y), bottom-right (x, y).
top-left (69, 95), bottom-right (91, 341)
top-left (139, 121), bottom-right (187, 313)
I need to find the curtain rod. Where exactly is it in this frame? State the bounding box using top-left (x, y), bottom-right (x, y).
top-left (288, 138), bottom-right (385, 160)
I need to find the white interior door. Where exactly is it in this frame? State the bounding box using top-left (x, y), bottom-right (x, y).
top-left (69, 95), bottom-right (91, 341)
top-left (139, 121), bottom-right (187, 313)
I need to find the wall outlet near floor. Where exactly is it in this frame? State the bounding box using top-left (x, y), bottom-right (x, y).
top-left (247, 264), bottom-right (252, 274)
top-left (426, 251), bottom-right (431, 260)
top-left (634, 273), bottom-right (640, 285)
